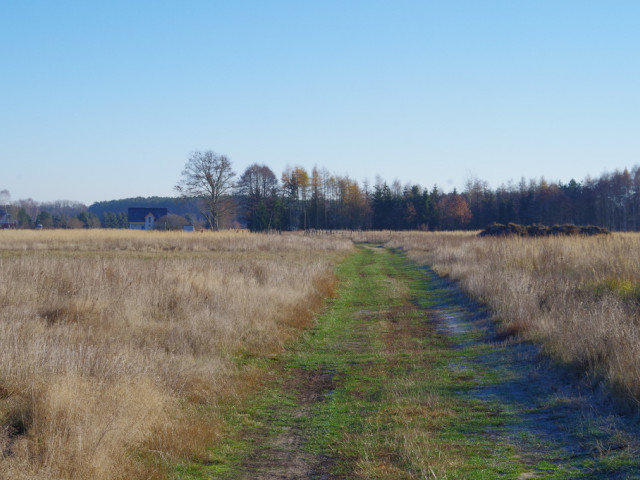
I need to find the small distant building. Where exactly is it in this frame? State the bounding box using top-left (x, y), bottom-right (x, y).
top-left (128, 208), bottom-right (168, 230)
top-left (183, 225), bottom-right (195, 232)
top-left (0, 209), bottom-right (17, 229)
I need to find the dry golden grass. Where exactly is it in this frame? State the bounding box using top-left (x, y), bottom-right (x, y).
top-left (357, 231), bottom-right (640, 407)
top-left (0, 229), bottom-right (351, 254)
top-left (0, 229), bottom-right (351, 479)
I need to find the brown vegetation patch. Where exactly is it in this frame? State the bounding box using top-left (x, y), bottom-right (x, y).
top-left (494, 319), bottom-right (531, 341)
top-left (286, 367), bottom-right (340, 405)
top-left (479, 222), bottom-right (610, 237)
top-left (371, 230), bottom-right (640, 407)
top-left (0, 230), bottom-right (351, 479)
top-left (378, 305), bottom-right (435, 356)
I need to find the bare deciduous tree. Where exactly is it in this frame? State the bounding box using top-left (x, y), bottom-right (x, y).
top-left (236, 164), bottom-right (279, 231)
top-left (175, 150), bottom-right (236, 230)
top-left (0, 189), bottom-right (10, 208)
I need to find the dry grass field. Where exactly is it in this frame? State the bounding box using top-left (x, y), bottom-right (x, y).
top-left (362, 231), bottom-right (640, 407)
top-left (4, 228), bottom-right (639, 478)
top-left (0, 230), bottom-right (352, 480)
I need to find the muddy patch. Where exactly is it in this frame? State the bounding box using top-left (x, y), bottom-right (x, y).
top-left (287, 367), bottom-right (339, 406)
top-left (237, 432), bottom-right (330, 480)
top-left (235, 368), bottom-right (338, 480)
top-left (433, 308), bottom-right (471, 335)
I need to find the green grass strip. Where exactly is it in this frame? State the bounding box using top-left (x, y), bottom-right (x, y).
top-left (175, 245), bottom-right (640, 479)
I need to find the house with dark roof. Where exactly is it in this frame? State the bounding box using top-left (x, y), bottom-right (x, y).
top-left (128, 207), bottom-right (168, 230)
top-left (0, 208), bottom-right (16, 229)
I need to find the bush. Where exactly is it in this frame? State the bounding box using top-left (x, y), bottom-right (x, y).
top-left (154, 214), bottom-right (189, 231)
top-left (479, 223), bottom-right (610, 237)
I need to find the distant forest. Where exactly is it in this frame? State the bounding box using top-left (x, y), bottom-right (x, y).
top-left (232, 164), bottom-right (640, 232)
top-left (2, 165), bottom-right (640, 231)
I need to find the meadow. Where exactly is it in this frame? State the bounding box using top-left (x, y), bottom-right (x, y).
top-left (3, 228), bottom-right (640, 478)
top-left (368, 230), bottom-right (640, 407)
top-left (0, 230), bottom-right (351, 479)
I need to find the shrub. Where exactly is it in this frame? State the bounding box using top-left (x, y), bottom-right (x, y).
top-left (479, 223), bottom-right (609, 237)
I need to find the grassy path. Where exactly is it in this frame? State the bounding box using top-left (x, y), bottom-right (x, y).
top-left (175, 245), bottom-right (640, 479)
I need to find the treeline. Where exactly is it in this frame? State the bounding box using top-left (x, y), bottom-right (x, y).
top-left (235, 165), bottom-right (471, 231)
top-left (3, 165), bottom-right (640, 231)
top-left (0, 195), bottom-right (204, 230)
top-left (464, 166), bottom-right (640, 231)
top-left (88, 196), bottom-right (202, 218)
top-left (235, 164), bottom-right (640, 232)
top-left (0, 199), bottom-right (101, 229)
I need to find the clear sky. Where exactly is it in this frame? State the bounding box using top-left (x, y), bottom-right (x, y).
top-left (1, 1), bottom-right (639, 205)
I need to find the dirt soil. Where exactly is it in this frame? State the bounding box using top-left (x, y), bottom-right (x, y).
top-left (234, 367), bottom-right (337, 480)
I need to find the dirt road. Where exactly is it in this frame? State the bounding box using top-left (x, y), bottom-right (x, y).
top-left (202, 246), bottom-right (640, 479)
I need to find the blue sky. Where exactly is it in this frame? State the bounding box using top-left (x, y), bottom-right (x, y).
top-left (1, 1), bottom-right (639, 204)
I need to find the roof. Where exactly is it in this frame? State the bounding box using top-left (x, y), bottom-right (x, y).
top-left (127, 207), bottom-right (168, 223)
top-left (0, 209), bottom-right (14, 225)
top-left (0, 217), bottom-right (16, 226)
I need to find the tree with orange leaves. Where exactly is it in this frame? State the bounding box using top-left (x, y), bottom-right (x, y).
top-left (438, 191), bottom-right (472, 230)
